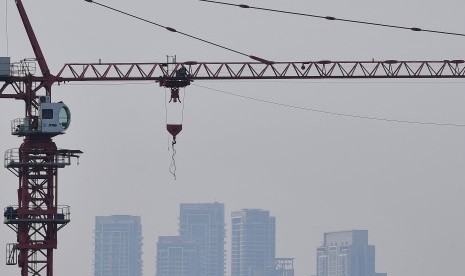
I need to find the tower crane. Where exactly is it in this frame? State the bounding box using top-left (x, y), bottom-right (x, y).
top-left (1, 1), bottom-right (464, 276)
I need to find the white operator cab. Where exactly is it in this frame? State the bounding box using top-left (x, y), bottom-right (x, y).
top-left (39, 96), bottom-right (71, 134)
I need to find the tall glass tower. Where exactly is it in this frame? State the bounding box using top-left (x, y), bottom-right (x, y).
top-left (94, 215), bottom-right (143, 276)
top-left (179, 202), bottom-right (226, 276)
top-left (316, 230), bottom-right (386, 276)
top-left (231, 209), bottom-right (276, 276)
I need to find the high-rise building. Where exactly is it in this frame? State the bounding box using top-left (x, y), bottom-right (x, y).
top-left (94, 215), bottom-right (143, 276)
top-left (231, 209), bottom-right (276, 276)
top-left (178, 202), bottom-right (226, 276)
top-left (274, 258), bottom-right (294, 276)
top-left (156, 236), bottom-right (200, 276)
top-left (316, 230), bottom-right (386, 276)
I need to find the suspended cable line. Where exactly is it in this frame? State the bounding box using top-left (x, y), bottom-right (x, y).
top-left (84, 0), bottom-right (272, 64)
top-left (5, 0), bottom-right (9, 55)
top-left (61, 80), bottom-right (465, 127)
top-left (199, 0), bottom-right (465, 38)
top-left (193, 83), bottom-right (465, 127)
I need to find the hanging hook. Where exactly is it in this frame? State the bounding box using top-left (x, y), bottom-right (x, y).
top-left (169, 87), bottom-right (181, 103)
top-left (169, 138), bottom-right (177, 180)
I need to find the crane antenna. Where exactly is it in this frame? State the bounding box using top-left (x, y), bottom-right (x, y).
top-left (85, 0), bottom-right (272, 64)
top-left (199, 0), bottom-right (465, 38)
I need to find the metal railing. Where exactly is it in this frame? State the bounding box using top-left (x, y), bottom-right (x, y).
top-left (10, 59), bottom-right (37, 77)
top-left (4, 149), bottom-right (18, 168)
top-left (5, 243), bottom-right (18, 265)
top-left (57, 205), bottom-right (71, 221)
top-left (4, 148), bottom-right (74, 168)
top-left (4, 205), bottom-right (71, 221)
top-left (10, 117), bottom-right (41, 136)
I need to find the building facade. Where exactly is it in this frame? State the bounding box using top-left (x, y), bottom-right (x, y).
top-left (178, 202), bottom-right (226, 276)
top-left (316, 230), bottom-right (386, 276)
top-left (156, 236), bottom-right (200, 276)
top-left (274, 258), bottom-right (294, 276)
top-left (231, 209), bottom-right (276, 276)
top-left (94, 215), bottom-right (143, 276)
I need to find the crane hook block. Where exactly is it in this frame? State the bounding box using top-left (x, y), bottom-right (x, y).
top-left (170, 88), bottom-right (181, 103)
top-left (167, 124), bottom-right (182, 140)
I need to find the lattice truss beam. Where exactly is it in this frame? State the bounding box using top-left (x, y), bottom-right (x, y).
top-left (55, 60), bottom-right (465, 81)
top-left (4, 143), bottom-right (76, 276)
top-left (1, 60), bottom-right (464, 100)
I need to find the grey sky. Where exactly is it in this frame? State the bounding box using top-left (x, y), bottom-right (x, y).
top-left (1, 1), bottom-right (465, 276)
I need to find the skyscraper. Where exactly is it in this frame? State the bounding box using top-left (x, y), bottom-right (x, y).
top-left (94, 215), bottom-right (143, 276)
top-left (156, 236), bottom-right (200, 276)
top-left (316, 230), bottom-right (386, 276)
top-left (274, 258), bottom-right (294, 276)
top-left (231, 209), bottom-right (276, 276)
top-left (178, 202), bottom-right (226, 276)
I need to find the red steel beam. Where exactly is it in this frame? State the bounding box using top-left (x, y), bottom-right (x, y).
top-left (15, 0), bottom-right (50, 78)
top-left (55, 60), bottom-right (465, 82)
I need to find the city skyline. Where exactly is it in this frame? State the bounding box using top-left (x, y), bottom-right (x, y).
top-left (1, 1), bottom-right (463, 276)
top-left (96, 207), bottom-right (386, 276)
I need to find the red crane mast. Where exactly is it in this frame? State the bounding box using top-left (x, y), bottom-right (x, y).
top-left (0, 1), bottom-right (464, 276)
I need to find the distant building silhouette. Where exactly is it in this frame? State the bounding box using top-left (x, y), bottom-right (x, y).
top-left (274, 258), bottom-right (294, 276)
top-left (179, 202), bottom-right (225, 276)
top-left (231, 209), bottom-right (276, 276)
top-left (156, 202), bottom-right (225, 276)
top-left (316, 230), bottom-right (386, 276)
top-left (156, 236), bottom-right (200, 276)
top-left (94, 215), bottom-right (142, 276)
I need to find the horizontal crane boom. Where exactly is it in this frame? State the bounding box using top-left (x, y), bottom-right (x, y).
top-left (2, 60), bottom-right (464, 99)
top-left (54, 60), bottom-right (465, 81)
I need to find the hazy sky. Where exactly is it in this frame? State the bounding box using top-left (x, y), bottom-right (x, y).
top-left (1, 1), bottom-right (465, 276)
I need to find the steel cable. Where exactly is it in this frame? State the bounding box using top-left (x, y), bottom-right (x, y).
top-left (199, 0), bottom-right (465, 38)
top-left (86, 1), bottom-right (272, 63)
